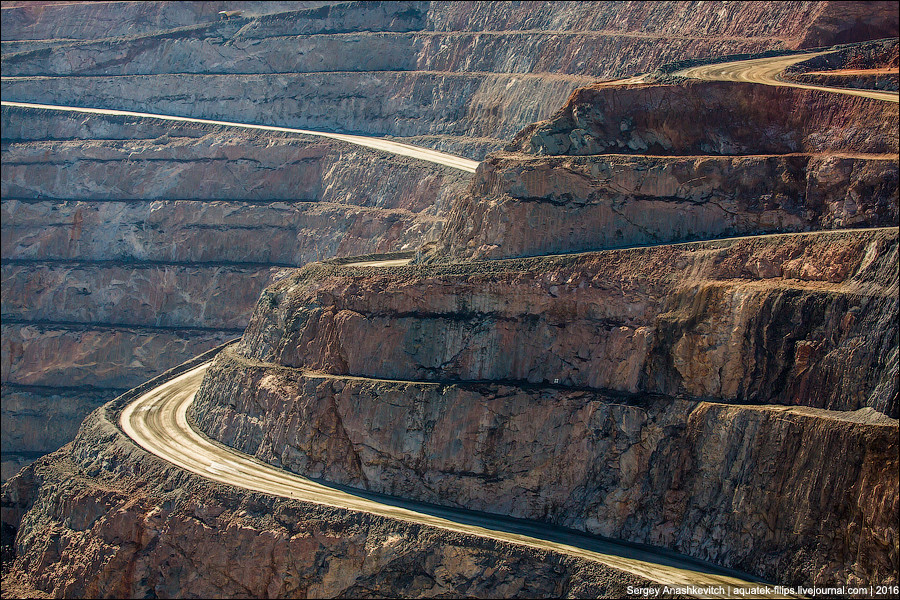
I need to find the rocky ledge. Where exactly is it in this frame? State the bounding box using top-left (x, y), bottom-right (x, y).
top-left (0, 355), bottom-right (685, 599)
top-left (190, 228), bottom-right (899, 586)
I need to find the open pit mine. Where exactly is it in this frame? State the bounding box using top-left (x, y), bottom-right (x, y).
top-left (1, 1), bottom-right (898, 598)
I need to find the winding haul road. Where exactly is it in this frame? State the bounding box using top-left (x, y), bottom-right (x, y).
top-left (121, 362), bottom-right (795, 599)
top-left (674, 51), bottom-right (900, 103)
top-left (0, 101), bottom-right (480, 173)
top-left (18, 47), bottom-right (888, 597)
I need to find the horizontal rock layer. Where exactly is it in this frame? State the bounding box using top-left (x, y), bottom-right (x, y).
top-left (1, 386), bottom-right (119, 459)
top-left (435, 151), bottom-right (898, 260)
top-left (193, 226), bottom-right (900, 585)
top-left (509, 81), bottom-right (899, 157)
top-left (234, 229), bottom-right (898, 417)
top-left (192, 346), bottom-right (899, 586)
top-left (795, 71), bottom-right (900, 91)
top-left (0, 105), bottom-right (467, 473)
top-left (1, 323), bottom-right (236, 390)
top-left (0, 71), bottom-right (598, 156)
top-left (0, 1), bottom-right (331, 41)
top-left (1, 129), bottom-right (465, 214)
top-left (3, 2), bottom-right (869, 160)
top-left (0, 375), bottom-right (677, 599)
top-left (0, 30), bottom-right (781, 79)
top-left (1, 201), bottom-right (435, 264)
top-left (1, 263), bottom-right (281, 329)
top-left (0, 0), bottom-right (863, 46)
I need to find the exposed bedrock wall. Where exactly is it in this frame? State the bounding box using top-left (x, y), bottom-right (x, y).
top-left (426, 1), bottom-right (825, 41)
top-left (0, 72), bottom-right (596, 155)
top-left (8, 0), bottom-right (887, 77)
top-left (234, 229), bottom-right (898, 417)
top-left (435, 152), bottom-right (899, 261)
top-left (0, 1), bottom-right (336, 41)
top-left (0, 31), bottom-right (782, 79)
top-left (0, 324), bottom-right (236, 391)
top-left (1, 131), bottom-right (465, 215)
top-left (0, 410), bottom-right (667, 600)
top-left (1, 264), bottom-right (281, 330)
top-left (0, 0), bottom-right (857, 46)
top-left (0, 107), bottom-right (468, 478)
top-left (1, 201), bottom-right (436, 265)
top-left (192, 349), bottom-right (899, 587)
top-left (2, 2), bottom-right (866, 160)
top-left (508, 82), bottom-right (899, 157)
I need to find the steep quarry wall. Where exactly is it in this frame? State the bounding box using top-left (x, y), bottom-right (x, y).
top-left (1, 105), bottom-right (467, 479)
top-left (510, 82), bottom-right (898, 157)
top-left (431, 80), bottom-right (899, 261)
top-left (437, 151), bottom-right (898, 260)
top-left (195, 347), bottom-right (898, 588)
top-left (0, 360), bottom-right (684, 600)
top-left (3, 2), bottom-right (898, 595)
top-left (191, 228), bottom-right (899, 586)
top-left (224, 229), bottom-right (899, 416)
top-left (0, 1), bottom-right (334, 42)
top-left (2, 1), bottom-right (870, 160)
top-left (2, 0), bottom-right (859, 477)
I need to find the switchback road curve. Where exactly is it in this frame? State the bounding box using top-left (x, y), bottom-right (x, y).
top-left (0, 101), bottom-right (480, 173)
top-left (120, 361), bottom-right (799, 599)
top-left (674, 51), bottom-right (900, 103)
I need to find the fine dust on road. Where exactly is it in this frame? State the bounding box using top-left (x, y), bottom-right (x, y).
top-left (342, 258), bottom-right (412, 267)
top-left (121, 362), bottom-right (800, 599)
top-left (675, 51), bottom-right (900, 103)
top-left (0, 101), bottom-right (480, 173)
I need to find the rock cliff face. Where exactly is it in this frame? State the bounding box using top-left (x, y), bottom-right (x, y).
top-left (3, 0), bottom-right (864, 478)
top-left (1, 106), bottom-right (465, 479)
top-left (436, 151), bottom-right (898, 260)
top-left (429, 76), bottom-right (899, 261)
top-left (193, 346), bottom-right (897, 587)
top-left (3, 1), bottom-right (882, 160)
top-left (189, 224), bottom-right (899, 586)
top-left (210, 229), bottom-right (898, 416)
top-left (182, 13), bottom-right (898, 590)
top-left (0, 360), bottom-right (676, 600)
top-left (3, 1), bottom-right (899, 598)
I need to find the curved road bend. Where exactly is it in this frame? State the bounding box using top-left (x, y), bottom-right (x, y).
top-left (0, 101), bottom-right (479, 173)
top-left (121, 363), bottom-right (800, 599)
top-left (675, 51), bottom-right (900, 103)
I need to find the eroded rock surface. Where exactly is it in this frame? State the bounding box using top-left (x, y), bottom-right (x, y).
top-left (194, 347), bottom-right (898, 587)
top-left (191, 228), bottom-right (899, 587)
top-left (436, 151), bottom-right (898, 260)
top-left (0, 367), bottom-right (679, 599)
top-left (1, 107), bottom-right (465, 477)
top-left (229, 230), bottom-right (898, 416)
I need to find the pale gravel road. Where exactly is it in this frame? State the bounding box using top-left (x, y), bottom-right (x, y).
top-left (674, 51), bottom-right (900, 103)
top-left (16, 48), bottom-right (882, 595)
top-left (0, 101), bottom-right (480, 173)
top-left (120, 362), bottom-right (801, 599)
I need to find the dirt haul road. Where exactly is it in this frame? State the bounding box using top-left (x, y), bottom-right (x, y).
top-left (674, 51), bottom-right (900, 103)
top-left (0, 101), bottom-right (480, 172)
top-left (120, 362), bottom-right (800, 599)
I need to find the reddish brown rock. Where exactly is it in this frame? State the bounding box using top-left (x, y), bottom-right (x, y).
top-left (0, 397), bottom-right (679, 599)
top-left (233, 229), bottom-right (898, 417)
top-left (193, 348), bottom-right (899, 587)
top-left (434, 152), bottom-right (898, 261)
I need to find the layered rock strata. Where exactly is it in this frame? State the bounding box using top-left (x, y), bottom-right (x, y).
top-left (430, 79), bottom-right (899, 261)
top-left (4, 0), bottom-right (892, 475)
top-left (435, 151), bottom-right (898, 260)
top-left (0, 358), bottom-right (680, 599)
top-left (4, 1), bottom-right (885, 160)
top-left (782, 37), bottom-right (900, 91)
top-left (1, 106), bottom-right (467, 479)
top-left (191, 228), bottom-right (899, 586)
